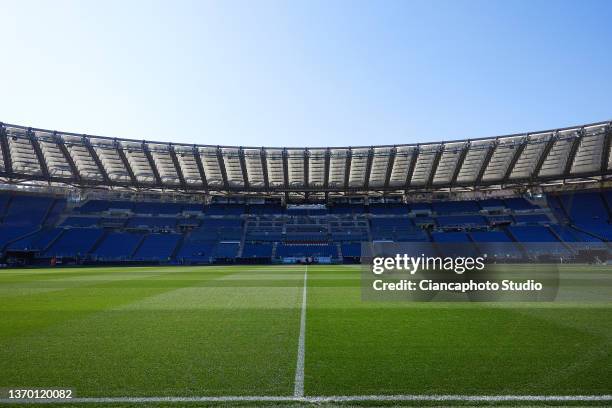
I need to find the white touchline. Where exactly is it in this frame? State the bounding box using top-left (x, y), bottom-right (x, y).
top-left (293, 264), bottom-right (308, 398)
top-left (1, 395), bottom-right (611, 404)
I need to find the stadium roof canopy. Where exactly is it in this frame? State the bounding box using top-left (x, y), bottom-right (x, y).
top-left (1, 120), bottom-right (611, 197)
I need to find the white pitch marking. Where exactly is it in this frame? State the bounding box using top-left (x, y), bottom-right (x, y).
top-left (293, 264), bottom-right (308, 397)
top-left (1, 395), bottom-right (611, 404)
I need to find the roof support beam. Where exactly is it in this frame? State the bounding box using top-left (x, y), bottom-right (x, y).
top-left (404, 147), bottom-right (419, 191)
top-left (363, 147), bottom-right (374, 189)
top-left (501, 137), bottom-right (528, 185)
top-left (532, 133), bottom-right (557, 180)
top-left (450, 142), bottom-right (469, 186)
top-left (260, 148), bottom-right (269, 190)
top-left (323, 148), bottom-right (331, 189)
top-left (563, 130), bottom-right (582, 178)
top-left (81, 136), bottom-right (107, 184)
top-left (53, 132), bottom-right (81, 183)
top-left (0, 124), bottom-right (12, 174)
top-left (216, 147), bottom-right (229, 190)
top-left (303, 149), bottom-right (309, 188)
top-left (601, 124), bottom-right (612, 173)
top-left (426, 145), bottom-right (443, 188)
top-left (27, 129), bottom-right (49, 180)
top-left (475, 140), bottom-right (497, 186)
top-left (192, 146), bottom-right (209, 191)
top-left (383, 147), bottom-right (396, 189)
top-left (142, 142), bottom-right (162, 186)
top-left (115, 140), bottom-right (138, 186)
top-left (282, 148), bottom-right (289, 189)
top-left (238, 148), bottom-right (249, 190)
top-left (303, 149), bottom-right (309, 199)
top-left (344, 148), bottom-right (352, 190)
top-left (282, 149), bottom-right (290, 202)
top-left (169, 144), bottom-right (187, 190)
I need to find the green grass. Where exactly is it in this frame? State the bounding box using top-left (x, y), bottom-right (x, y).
top-left (0, 264), bottom-right (610, 406)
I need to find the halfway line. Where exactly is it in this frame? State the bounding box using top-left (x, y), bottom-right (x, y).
top-left (1, 395), bottom-right (611, 404)
top-left (293, 264), bottom-right (308, 397)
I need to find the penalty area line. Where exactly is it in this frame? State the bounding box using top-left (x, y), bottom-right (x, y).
top-left (1, 395), bottom-right (611, 404)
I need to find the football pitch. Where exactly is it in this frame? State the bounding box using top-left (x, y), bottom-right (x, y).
top-left (0, 264), bottom-right (611, 406)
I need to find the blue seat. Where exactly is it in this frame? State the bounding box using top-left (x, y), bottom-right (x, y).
top-left (432, 201), bottom-right (480, 214)
top-left (341, 243), bottom-right (362, 257)
top-left (248, 205), bottom-right (284, 215)
top-left (176, 241), bottom-right (215, 263)
top-left (76, 200), bottom-right (110, 212)
top-left (370, 217), bottom-right (427, 241)
top-left (573, 221), bottom-right (612, 241)
top-left (133, 233), bottom-right (181, 261)
top-left (469, 231), bottom-right (522, 259)
top-left (507, 226), bottom-right (569, 256)
top-left (0, 226), bottom-right (40, 248)
top-left (368, 204), bottom-right (409, 215)
top-left (329, 205), bottom-right (365, 215)
top-left (76, 200), bottom-right (133, 213)
top-left (44, 228), bottom-right (104, 257)
top-left (478, 199), bottom-right (506, 209)
top-left (61, 216), bottom-right (100, 227)
top-left (513, 214), bottom-right (550, 224)
top-left (127, 217), bottom-right (176, 229)
top-left (409, 203), bottom-right (432, 212)
top-left (132, 202), bottom-right (185, 215)
top-left (559, 192), bottom-right (609, 222)
top-left (242, 243), bottom-right (273, 258)
top-left (45, 200), bottom-right (67, 225)
top-left (486, 215), bottom-right (513, 225)
top-left (213, 242), bottom-right (240, 258)
top-left (432, 232), bottom-right (478, 257)
top-left (505, 198), bottom-right (538, 211)
top-left (431, 232), bottom-right (471, 242)
top-left (205, 204), bottom-right (245, 216)
top-left (436, 215), bottom-right (487, 228)
top-left (91, 232), bottom-right (143, 260)
top-left (8, 228), bottom-right (64, 251)
top-left (0, 194), bottom-right (11, 215)
top-left (507, 226), bottom-right (559, 242)
top-left (276, 244), bottom-right (337, 258)
top-left (3, 195), bottom-right (53, 226)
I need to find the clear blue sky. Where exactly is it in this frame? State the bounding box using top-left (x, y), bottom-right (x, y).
top-left (1, 0), bottom-right (610, 147)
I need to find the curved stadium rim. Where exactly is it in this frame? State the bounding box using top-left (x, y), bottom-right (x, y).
top-left (2, 119), bottom-right (610, 150)
top-left (1, 119), bottom-right (612, 195)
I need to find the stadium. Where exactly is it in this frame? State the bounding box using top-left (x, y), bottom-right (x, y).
top-left (0, 120), bottom-right (611, 265)
top-left (0, 119), bottom-right (611, 405)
